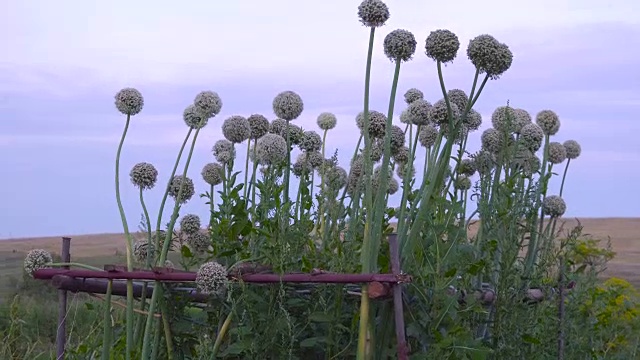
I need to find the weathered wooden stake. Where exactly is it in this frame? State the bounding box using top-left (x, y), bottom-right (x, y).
top-left (56, 237), bottom-right (71, 360)
top-left (389, 233), bottom-right (409, 360)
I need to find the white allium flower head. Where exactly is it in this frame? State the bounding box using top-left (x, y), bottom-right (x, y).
top-left (430, 99), bottom-right (460, 126)
top-left (317, 112), bottom-right (337, 130)
top-left (467, 34), bottom-right (513, 80)
top-left (400, 109), bottom-right (411, 124)
top-left (563, 140), bottom-right (581, 159)
top-left (193, 91), bottom-right (222, 118)
top-left (213, 139), bottom-right (236, 164)
top-left (454, 176), bottom-right (472, 191)
top-left (305, 151), bottom-right (324, 169)
top-left (481, 128), bottom-right (503, 154)
top-left (130, 162), bottom-right (158, 190)
top-left (396, 162), bottom-right (415, 179)
top-left (547, 142), bottom-right (567, 164)
top-left (183, 104), bottom-right (209, 129)
top-left (425, 29), bottom-right (460, 64)
top-left (383, 29), bottom-right (417, 62)
top-left (403, 88), bottom-right (424, 105)
top-left (457, 158), bottom-right (476, 177)
top-left (180, 214), bottom-right (201, 234)
top-left (473, 150), bottom-right (495, 175)
top-left (371, 139), bottom-right (383, 162)
top-left (388, 176), bottom-right (399, 194)
top-left (292, 153), bottom-right (314, 177)
top-left (196, 261), bottom-right (228, 296)
top-left (115, 88), bottom-right (144, 116)
top-left (392, 146), bottom-right (410, 164)
top-left (491, 106), bottom-right (519, 133)
top-left (389, 125), bottom-right (406, 151)
top-left (356, 110), bottom-right (387, 139)
top-left (247, 114), bottom-right (270, 140)
top-left (24, 249), bottom-right (52, 277)
top-left (543, 195), bottom-right (567, 218)
top-left (406, 99), bottom-right (432, 125)
top-left (168, 175), bottom-right (195, 204)
top-left (357, 0), bottom-right (390, 28)
top-left (256, 133), bottom-right (287, 165)
top-left (222, 115), bottom-right (251, 143)
top-left (418, 124), bottom-right (438, 148)
top-left (187, 232), bottom-right (210, 254)
top-left (269, 118), bottom-right (288, 136)
top-left (520, 123), bottom-right (544, 152)
top-left (300, 130), bottom-right (322, 152)
top-left (536, 110), bottom-right (561, 136)
top-left (273, 91), bottom-right (304, 121)
top-left (513, 108), bottom-right (532, 133)
top-left (465, 109), bottom-right (483, 131)
top-left (447, 89), bottom-right (469, 114)
top-left (201, 163), bottom-right (223, 186)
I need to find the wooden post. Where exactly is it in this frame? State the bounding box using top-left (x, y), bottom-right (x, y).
top-left (56, 237), bottom-right (71, 360)
top-left (389, 233), bottom-right (409, 359)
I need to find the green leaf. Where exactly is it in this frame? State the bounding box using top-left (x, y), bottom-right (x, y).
top-left (84, 302), bottom-right (94, 310)
top-left (444, 267), bottom-right (457, 278)
top-left (181, 245), bottom-right (193, 258)
top-left (300, 336), bottom-right (325, 348)
top-left (308, 312), bottom-right (333, 323)
top-left (521, 333), bottom-right (541, 344)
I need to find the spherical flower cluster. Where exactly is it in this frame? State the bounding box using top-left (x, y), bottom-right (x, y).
top-left (196, 261), bottom-right (228, 296)
top-left (247, 114), bottom-right (270, 140)
top-left (491, 106), bottom-right (519, 133)
top-left (396, 162), bottom-right (415, 179)
top-left (324, 165), bottom-right (348, 189)
top-left (392, 146), bottom-right (409, 164)
top-left (168, 175), bottom-right (195, 204)
top-left (130, 162), bottom-right (158, 190)
top-left (269, 118), bottom-right (288, 136)
top-left (425, 29), bottom-right (460, 63)
top-left (201, 163), bottom-right (223, 186)
top-left (371, 140), bottom-right (383, 162)
top-left (115, 88), bottom-right (144, 116)
top-left (513, 108), bottom-right (532, 133)
top-left (183, 104), bottom-right (209, 129)
top-left (481, 128), bottom-right (503, 154)
top-left (418, 124), bottom-right (438, 148)
top-left (193, 91), bottom-right (222, 118)
top-left (457, 158), bottom-right (476, 177)
top-left (317, 112), bottom-right (337, 130)
top-left (430, 99), bottom-right (460, 126)
top-left (256, 133), bottom-right (287, 165)
top-left (400, 109), bottom-right (411, 124)
top-left (389, 125), bottom-right (406, 151)
top-left (187, 232), bottom-right (210, 254)
top-left (356, 110), bottom-right (387, 139)
top-left (180, 214), bottom-right (201, 234)
top-left (213, 139), bottom-right (236, 164)
top-left (519, 123), bottom-right (544, 152)
top-left (388, 177), bottom-right (399, 194)
top-left (133, 240), bottom-right (155, 263)
top-left (292, 154), bottom-right (314, 176)
top-left (288, 124), bottom-right (305, 145)
top-left (24, 249), bottom-right (52, 277)
top-left (467, 34), bottom-right (513, 79)
top-left (163, 260), bottom-right (175, 269)
top-left (305, 151), bottom-right (324, 169)
top-left (222, 115), bottom-right (251, 143)
top-left (454, 176), bottom-right (472, 191)
top-left (357, 0), bottom-right (390, 28)
top-left (473, 150), bottom-right (495, 175)
top-left (406, 99), bottom-right (432, 125)
top-left (383, 29), bottom-right (417, 62)
top-left (512, 148), bottom-right (540, 177)
top-left (300, 130), bottom-right (322, 152)
top-left (447, 89), bottom-right (469, 114)
top-left (441, 123), bottom-right (468, 145)
top-left (404, 88), bottom-right (424, 105)
top-left (547, 142), bottom-right (567, 164)
top-left (273, 91), bottom-right (304, 121)
top-left (563, 140), bottom-right (581, 159)
top-left (536, 110), bottom-right (561, 135)
top-left (465, 109), bottom-right (483, 131)
top-left (543, 195), bottom-right (567, 218)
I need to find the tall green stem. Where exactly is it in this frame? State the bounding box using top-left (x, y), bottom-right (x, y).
top-left (142, 127), bottom-right (203, 360)
top-left (243, 139), bottom-right (251, 199)
top-left (356, 26), bottom-right (377, 360)
top-left (114, 114), bottom-right (135, 359)
top-left (101, 280), bottom-right (113, 359)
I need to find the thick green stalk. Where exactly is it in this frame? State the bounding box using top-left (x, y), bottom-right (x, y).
top-left (47, 262), bottom-right (104, 271)
top-left (159, 298), bottom-right (174, 360)
top-left (550, 159), bottom-right (572, 237)
top-left (395, 125), bottom-right (421, 254)
top-left (250, 157), bottom-right (259, 216)
top-left (283, 123), bottom-right (292, 205)
top-left (101, 280), bottom-right (113, 360)
top-left (142, 127), bottom-right (203, 360)
top-left (243, 139), bottom-right (251, 199)
top-left (356, 26), bottom-right (377, 360)
top-left (209, 184), bottom-right (215, 229)
top-left (314, 129), bottom-right (329, 239)
top-left (114, 114), bottom-right (135, 359)
top-left (210, 312), bottom-right (233, 359)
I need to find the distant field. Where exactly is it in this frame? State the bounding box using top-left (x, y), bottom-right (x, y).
top-left (1, 218), bottom-right (638, 290)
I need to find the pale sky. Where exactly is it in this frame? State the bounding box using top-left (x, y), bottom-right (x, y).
top-left (1, 0), bottom-right (639, 238)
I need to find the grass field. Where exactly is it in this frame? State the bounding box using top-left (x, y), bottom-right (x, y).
top-left (1, 217), bottom-right (638, 290)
